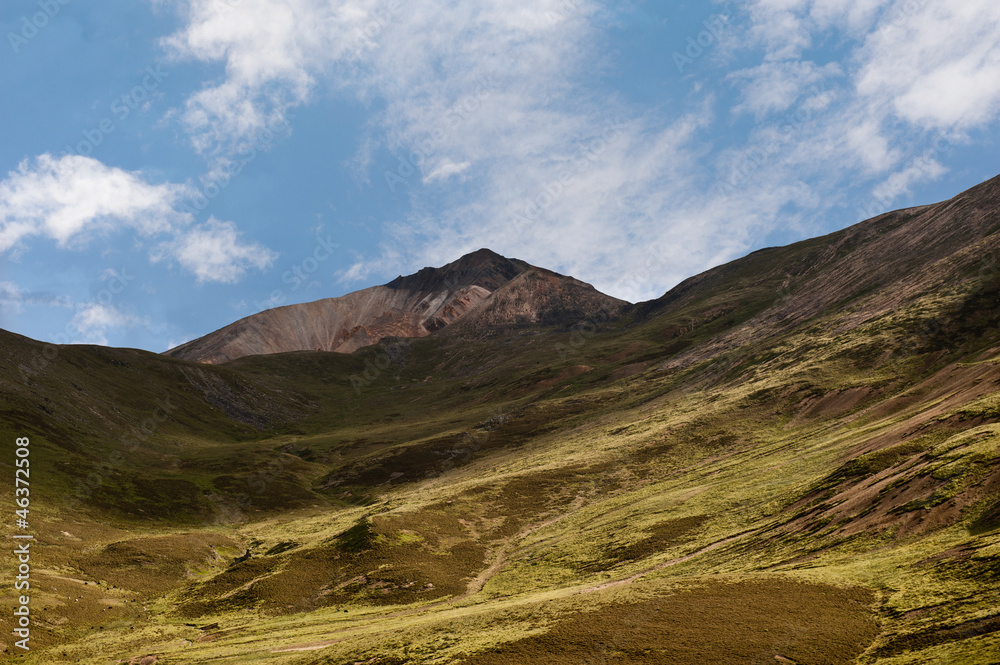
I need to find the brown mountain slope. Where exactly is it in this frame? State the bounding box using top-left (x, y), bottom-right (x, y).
top-left (165, 248), bottom-right (626, 364)
top-left (631, 173), bottom-right (1000, 368)
top-left (166, 248), bottom-right (529, 363)
top-left (445, 267), bottom-right (628, 334)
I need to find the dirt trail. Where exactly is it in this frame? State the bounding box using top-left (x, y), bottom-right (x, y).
top-left (271, 496), bottom-right (588, 653)
top-left (463, 494), bottom-right (589, 598)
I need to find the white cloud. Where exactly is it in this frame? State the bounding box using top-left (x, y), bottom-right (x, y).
top-left (336, 244), bottom-right (403, 287)
top-left (740, 1), bottom-right (1000, 135)
top-left (745, 0), bottom-right (888, 58)
top-left (336, 260), bottom-right (376, 286)
top-left (403, 112), bottom-right (719, 301)
top-left (809, 0), bottom-right (886, 31)
top-left (856, 1), bottom-right (1000, 130)
top-left (162, 217), bottom-right (277, 284)
top-left (870, 154), bottom-right (946, 208)
top-left (168, 0), bottom-right (737, 302)
top-left (722, 0), bottom-right (1000, 232)
top-left (0, 154), bottom-right (192, 253)
top-left (423, 160), bottom-right (471, 184)
top-left (0, 282), bottom-right (73, 314)
top-left (729, 60), bottom-right (842, 117)
top-left (70, 303), bottom-right (149, 346)
top-left (165, 336), bottom-right (193, 352)
top-left (0, 282), bottom-right (24, 313)
top-left (161, 0), bottom-right (384, 158)
top-left (160, 0), bottom-right (604, 162)
top-left (844, 117), bottom-right (897, 172)
top-left (0, 153), bottom-right (277, 285)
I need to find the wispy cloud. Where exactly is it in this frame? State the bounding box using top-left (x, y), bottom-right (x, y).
top-left (160, 0), bottom-right (1000, 302)
top-left (0, 281), bottom-right (73, 313)
top-left (718, 0), bottom-right (1000, 225)
top-left (0, 282), bottom-right (22, 313)
top-left (161, 0), bottom-right (721, 300)
top-left (855, 2), bottom-right (1000, 130)
top-left (729, 61), bottom-right (842, 118)
top-left (70, 303), bottom-right (150, 346)
top-left (160, 0), bottom-right (386, 159)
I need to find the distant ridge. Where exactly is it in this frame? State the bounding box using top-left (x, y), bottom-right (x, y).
top-left (165, 248), bottom-right (626, 363)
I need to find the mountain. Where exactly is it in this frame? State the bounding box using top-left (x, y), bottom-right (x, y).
top-left (445, 265), bottom-right (628, 333)
top-left (2, 175), bottom-right (1000, 664)
top-left (166, 248), bottom-right (626, 363)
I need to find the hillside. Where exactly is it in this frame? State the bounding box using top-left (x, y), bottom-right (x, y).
top-left (1, 176), bottom-right (999, 664)
top-left (628, 174), bottom-right (1000, 367)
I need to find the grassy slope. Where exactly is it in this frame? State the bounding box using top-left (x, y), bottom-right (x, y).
top-left (2, 183), bottom-right (1000, 662)
top-left (2, 292), bottom-right (997, 663)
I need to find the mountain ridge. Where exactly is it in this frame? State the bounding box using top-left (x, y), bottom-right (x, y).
top-left (630, 173), bottom-right (1000, 368)
top-left (166, 248), bottom-right (626, 364)
top-left (168, 173), bottom-right (1000, 367)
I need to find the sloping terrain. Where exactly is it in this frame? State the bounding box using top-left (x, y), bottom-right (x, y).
top-left (1, 176), bottom-right (1000, 664)
top-left (630, 174), bottom-right (1000, 368)
top-left (166, 249), bottom-right (625, 364)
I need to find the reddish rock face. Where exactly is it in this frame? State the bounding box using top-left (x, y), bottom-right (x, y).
top-left (165, 248), bottom-right (627, 364)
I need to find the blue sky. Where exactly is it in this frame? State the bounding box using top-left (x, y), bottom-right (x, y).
top-left (1, 0), bottom-right (998, 352)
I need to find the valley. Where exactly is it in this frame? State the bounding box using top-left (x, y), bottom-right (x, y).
top-left (2, 176), bottom-right (1000, 663)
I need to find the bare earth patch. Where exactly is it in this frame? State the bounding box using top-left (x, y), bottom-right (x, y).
top-left (459, 579), bottom-right (878, 664)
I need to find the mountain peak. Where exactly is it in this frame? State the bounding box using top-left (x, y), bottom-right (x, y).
top-left (385, 249), bottom-right (530, 293)
top-left (166, 249), bottom-right (620, 363)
